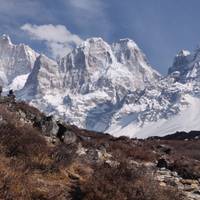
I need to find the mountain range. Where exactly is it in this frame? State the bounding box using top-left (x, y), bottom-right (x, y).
top-left (1, 34), bottom-right (200, 138)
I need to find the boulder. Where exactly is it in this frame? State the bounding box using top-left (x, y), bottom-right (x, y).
top-left (157, 144), bottom-right (172, 155)
top-left (63, 130), bottom-right (77, 145)
top-left (34, 116), bottom-right (59, 136)
top-left (157, 158), bottom-right (168, 169)
top-left (57, 123), bottom-right (77, 144)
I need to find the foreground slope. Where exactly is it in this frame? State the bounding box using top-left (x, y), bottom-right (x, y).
top-left (1, 98), bottom-right (200, 199)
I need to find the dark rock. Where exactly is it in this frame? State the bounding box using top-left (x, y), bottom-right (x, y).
top-left (57, 122), bottom-right (67, 141)
top-left (33, 115), bottom-right (59, 136)
top-left (57, 123), bottom-right (77, 144)
top-left (63, 130), bottom-right (77, 144)
top-left (157, 158), bottom-right (168, 169)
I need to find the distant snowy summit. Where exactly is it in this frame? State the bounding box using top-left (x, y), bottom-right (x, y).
top-left (168, 48), bottom-right (200, 83)
top-left (0, 34), bottom-right (200, 138)
top-left (0, 34), bottom-right (38, 90)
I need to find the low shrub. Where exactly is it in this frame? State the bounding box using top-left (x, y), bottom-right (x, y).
top-left (81, 162), bottom-right (183, 200)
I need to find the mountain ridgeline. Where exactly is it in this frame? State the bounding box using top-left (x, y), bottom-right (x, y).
top-left (0, 34), bottom-right (200, 138)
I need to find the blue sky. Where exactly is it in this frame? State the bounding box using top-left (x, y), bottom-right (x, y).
top-left (1, 0), bottom-right (200, 74)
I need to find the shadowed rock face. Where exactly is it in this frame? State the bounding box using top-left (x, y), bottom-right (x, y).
top-left (168, 49), bottom-right (200, 83)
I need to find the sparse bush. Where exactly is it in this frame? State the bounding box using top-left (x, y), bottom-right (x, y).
top-left (81, 162), bottom-right (183, 200)
top-left (0, 124), bottom-right (47, 158)
top-left (51, 143), bottom-right (77, 169)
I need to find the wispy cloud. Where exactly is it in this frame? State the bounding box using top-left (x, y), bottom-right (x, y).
top-left (0, 0), bottom-right (50, 25)
top-left (65, 0), bottom-right (112, 39)
top-left (68, 0), bottom-right (104, 14)
top-left (21, 24), bottom-right (83, 58)
top-left (0, 0), bottom-right (57, 41)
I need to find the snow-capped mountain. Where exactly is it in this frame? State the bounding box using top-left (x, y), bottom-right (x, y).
top-left (168, 49), bottom-right (200, 83)
top-left (18, 37), bottom-right (161, 133)
top-left (109, 48), bottom-right (200, 138)
top-left (0, 34), bottom-right (38, 90)
top-left (58, 38), bottom-right (159, 94)
top-left (1, 34), bottom-right (200, 138)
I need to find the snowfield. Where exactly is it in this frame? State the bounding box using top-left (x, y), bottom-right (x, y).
top-left (109, 95), bottom-right (200, 138)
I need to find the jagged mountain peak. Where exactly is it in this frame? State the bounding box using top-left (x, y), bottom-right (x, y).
top-left (176, 49), bottom-right (191, 57)
top-left (0, 34), bottom-right (38, 87)
top-left (168, 47), bottom-right (200, 83)
top-left (79, 37), bottom-right (110, 50)
top-left (0, 34), bottom-right (30, 50)
top-left (85, 37), bottom-right (106, 44)
top-left (112, 38), bottom-right (151, 67)
top-left (114, 38), bottom-right (139, 49)
top-left (58, 37), bottom-right (160, 95)
top-left (18, 53), bottom-right (62, 100)
top-left (0, 34), bottom-right (12, 45)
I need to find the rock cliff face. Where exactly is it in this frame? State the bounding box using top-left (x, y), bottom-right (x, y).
top-left (168, 49), bottom-right (200, 83)
top-left (21, 54), bottom-right (62, 98)
top-left (58, 38), bottom-right (159, 94)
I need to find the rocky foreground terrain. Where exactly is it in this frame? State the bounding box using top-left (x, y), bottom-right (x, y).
top-left (0, 97), bottom-right (200, 200)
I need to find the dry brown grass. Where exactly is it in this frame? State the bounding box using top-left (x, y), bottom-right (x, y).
top-left (153, 140), bottom-right (200, 179)
top-left (0, 117), bottom-right (77, 199)
top-left (0, 101), bottom-right (197, 199)
top-left (81, 162), bottom-right (184, 200)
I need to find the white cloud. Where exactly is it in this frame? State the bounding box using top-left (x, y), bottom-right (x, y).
top-left (21, 24), bottom-right (83, 58)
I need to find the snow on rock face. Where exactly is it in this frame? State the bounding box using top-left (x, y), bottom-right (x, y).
top-left (168, 48), bottom-right (200, 83)
top-left (59, 37), bottom-right (115, 94)
top-left (58, 37), bottom-right (160, 94)
top-left (0, 34), bottom-right (38, 87)
top-left (112, 38), bottom-right (160, 89)
top-left (109, 93), bottom-right (200, 138)
top-left (8, 74), bottom-right (30, 91)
